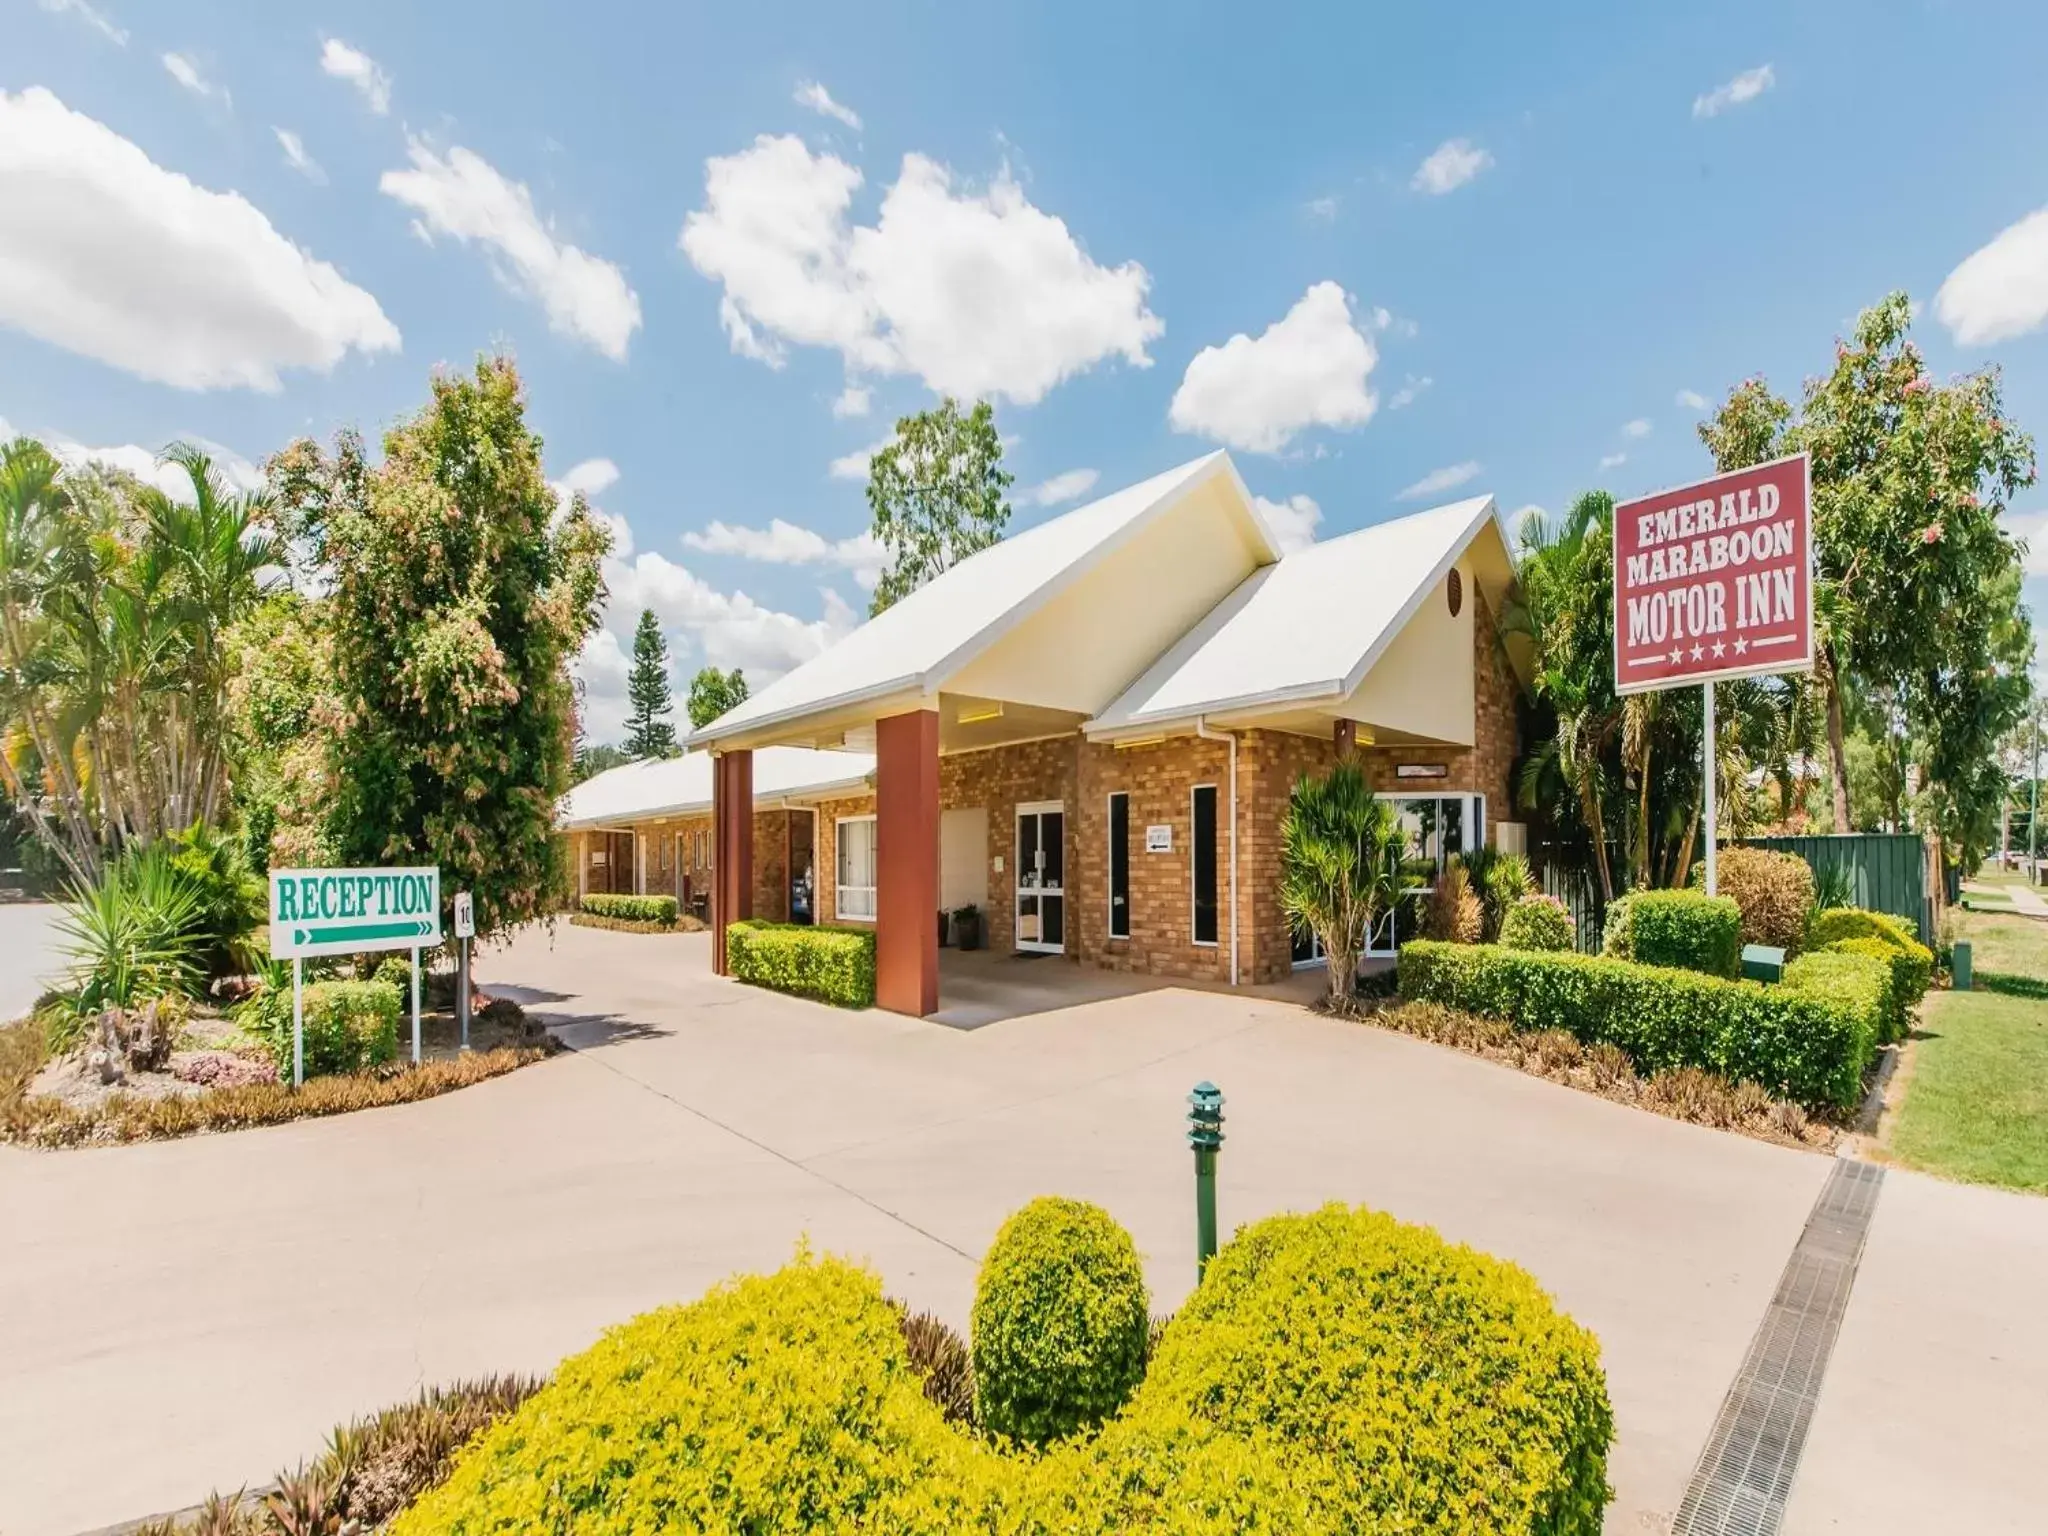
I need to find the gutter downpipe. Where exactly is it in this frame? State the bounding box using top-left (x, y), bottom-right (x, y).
top-left (1194, 717), bottom-right (1239, 986)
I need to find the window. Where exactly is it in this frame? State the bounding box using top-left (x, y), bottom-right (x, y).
top-left (1191, 784), bottom-right (1218, 946)
top-left (1365, 794), bottom-right (1486, 956)
top-left (836, 815), bottom-right (877, 921)
top-left (1108, 792), bottom-right (1130, 940)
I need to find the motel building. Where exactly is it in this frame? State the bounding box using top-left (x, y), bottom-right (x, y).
top-left (563, 451), bottom-right (1526, 1018)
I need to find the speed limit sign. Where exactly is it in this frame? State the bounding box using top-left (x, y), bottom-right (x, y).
top-left (454, 890), bottom-right (474, 938)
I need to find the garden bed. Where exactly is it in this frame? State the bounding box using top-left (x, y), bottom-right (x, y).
top-left (568, 910), bottom-right (706, 935)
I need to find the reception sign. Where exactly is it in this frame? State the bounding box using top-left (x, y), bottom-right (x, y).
top-left (268, 867), bottom-right (442, 959)
top-left (1613, 453), bottom-right (1813, 695)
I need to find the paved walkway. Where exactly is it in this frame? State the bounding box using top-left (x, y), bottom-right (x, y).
top-left (2, 924), bottom-right (2044, 1534)
top-left (0, 902), bottom-right (62, 1022)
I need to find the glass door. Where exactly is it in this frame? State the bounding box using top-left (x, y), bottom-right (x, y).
top-left (1365, 794), bottom-right (1483, 957)
top-left (1015, 802), bottom-right (1065, 953)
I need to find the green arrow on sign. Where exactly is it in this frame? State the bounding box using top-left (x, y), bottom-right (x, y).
top-left (293, 918), bottom-right (436, 948)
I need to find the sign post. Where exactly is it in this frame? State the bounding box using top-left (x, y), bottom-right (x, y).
top-left (453, 891), bottom-right (475, 1052)
top-left (268, 867), bottom-right (443, 1084)
top-left (1613, 454), bottom-right (1814, 895)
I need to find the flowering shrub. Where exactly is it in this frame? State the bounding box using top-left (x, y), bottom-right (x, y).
top-left (171, 1051), bottom-right (277, 1088)
top-left (1500, 893), bottom-right (1575, 951)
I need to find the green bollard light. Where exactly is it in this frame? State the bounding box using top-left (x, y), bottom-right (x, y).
top-left (1187, 1081), bottom-right (1225, 1282)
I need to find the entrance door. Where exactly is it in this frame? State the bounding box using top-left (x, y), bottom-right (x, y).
top-left (1015, 802), bottom-right (1065, 953)
top-left (788, 809), bottom-right (816, 925)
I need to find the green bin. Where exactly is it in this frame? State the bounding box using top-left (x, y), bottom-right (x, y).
top-left (1741, 944), bottom-right (1786, 983)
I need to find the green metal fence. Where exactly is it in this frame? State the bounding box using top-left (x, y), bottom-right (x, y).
top-left (1738, 833), bottom-right (1933, 940)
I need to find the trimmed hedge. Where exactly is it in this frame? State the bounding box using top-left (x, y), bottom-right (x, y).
top-left (1808, 907), bottom-right (1933, 1006)
top-left (397, 1204), bottom-right (1613, 1535)
top-left (726, 920), bottom-right (876, 1008)
top-left (1501, 893), bottom-right (1575, 951)
top-left (971, 1196), bottom-right (1150, 1446)
top-left (1782, 947), bottom-right (1899, 1050)
top-left (579, 892), bottom-right (678, 926)
top-left (1399, 940), bottom-right (1874, 1109)
top-left (1625, 890), bottom-right (1742, 977)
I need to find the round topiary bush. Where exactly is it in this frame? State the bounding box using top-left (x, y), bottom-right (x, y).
top-left (1702, 847), bottom-right (1814, 953)
top-left (1501, 892), bottom-right (1576, 951)
top-left (971, 1196), bottom-right (1150, 1446)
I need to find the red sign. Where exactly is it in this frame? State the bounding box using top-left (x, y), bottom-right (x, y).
top-left (1612, 452), bottom-right (1813, 695)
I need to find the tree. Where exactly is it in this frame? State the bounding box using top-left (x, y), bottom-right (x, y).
top-left (686, 665), bottom-right (749, 729)
top-left (1278, 762), bottom-right (1405, 1008)
top-left (270, 357), bottom-right (609, 942)
top-left (0, 438), bottom-right (276, 884)
top-left (1699, 294), bottom-right (2036, 851)
top-left (865, 397), bottom-right (1013, 615)
top-left (624, 608), bottom-right (678, 758)
top-left (573, 742), bottom-right (631, 783)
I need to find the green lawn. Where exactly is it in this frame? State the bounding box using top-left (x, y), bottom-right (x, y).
top-left (1885, 907), bottom-right (2048, 1194)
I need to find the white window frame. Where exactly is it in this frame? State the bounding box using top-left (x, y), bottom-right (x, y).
top-left (1190, 782), bottom-right (1219, 949)
top-left (835, 814), bottom-right (877, 923)
top-left (1107, 791), bottom-right (1131, 941)
top-left (1365, 793), bottom-right (1487, 957)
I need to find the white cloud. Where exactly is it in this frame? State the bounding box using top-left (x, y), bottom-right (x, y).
top-left (1676, 388), bottom-right (1709, 411)
top-left (2009, 509), bottom-right (2048, 577)
top-left (829, 434), bottom-right (893, 481)
top-left (1411, 138), bottom-right (1492, 195)
top-left (1254, 493), bottom-right (1322, 555)
top-left (321, 38), bottom-right (391, 115)
top-left (576, 535), bottom-right (860, 740)
top-left (380, 139), bottom-right (642, 361)
top-left (1389, 374), bottom-right (1432, 410)
top-left (680, 134), bottom-right (1161, 404)
top-left (1305, 195), bottom-right (1339, 221)
top-left (1622, 417), bottom-right (1652, 439)
top-left (1693, 65), bottom-right (1774, 119)
top-left (10, 421), bottom-right (262, 500)
top-left (0, 88), bottom-right (399, 391)
top-left (274, 127), bottom-right (323, 182)
top-left (1027, 468), bottom-right (1099, 507)
top-left (1169, 281), bottom-right (1378, 454)
top-left (1935, 207), bottom-right (2048, 347)
top-left (161, 53), bottom-right (225, 105)
top-left (1599, 451), bottom-right (1628, 470)
top-left (38, 0), bottom-right (125, 45)
top-left (681, 517), bottom-right (885, 588)
top-left (794, 81), bottom-right (861, 131)
top-left (1398, 462), bottom-right (1482, 501)
top-left (831, 384), bottom-right (871, 418)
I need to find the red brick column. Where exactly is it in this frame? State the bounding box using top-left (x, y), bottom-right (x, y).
top-left (875, 709), bottom-right (939, 1016)
top-left (711, 750), bottom-right (753, 974)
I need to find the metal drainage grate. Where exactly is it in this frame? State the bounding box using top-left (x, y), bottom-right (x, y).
top-left (1671, 1157), bottom-right (1884, 1536)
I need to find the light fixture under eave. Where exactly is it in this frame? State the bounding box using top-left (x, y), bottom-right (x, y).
top-left (956, 701), bottom-right (1005, 726)
top-left (1112, 734), bottom-right (1167, 751)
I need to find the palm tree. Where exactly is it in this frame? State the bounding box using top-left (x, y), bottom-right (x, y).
top-left (1279, 761), bottom-right (1404, 1006)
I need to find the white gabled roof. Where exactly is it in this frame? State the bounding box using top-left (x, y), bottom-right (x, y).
top-left (1087, 494), bottom-right (1501, 733)
top-left (558, 746), bottom-right (874, 829)
top-left (689, 452), bottom-right (1269, 745)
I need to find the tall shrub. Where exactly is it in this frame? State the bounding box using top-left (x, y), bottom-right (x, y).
top-left (1628, 891), bottom-right (1742, 977)
top-left (273, 359), bottom-right (609, 943)
top-left (971, 1197), bottom-right (1150, 1446)
top-left (1695, 847), bottom-right (1813, 953)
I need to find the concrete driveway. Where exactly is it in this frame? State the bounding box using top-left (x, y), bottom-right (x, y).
top-left (0, 901), bottom-right (63, 1022)
top-left (2, 923), bottom-right (2044, 1535)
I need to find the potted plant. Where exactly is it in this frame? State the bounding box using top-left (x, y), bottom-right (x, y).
top-left (951, 904), bottom-right (983, 951)
top-left (938, 908), bottom-right (951, 947)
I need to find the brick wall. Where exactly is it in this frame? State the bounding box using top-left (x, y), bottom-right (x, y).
top-left (752, 809), bottom-right (792, 922)
top-left (812, 793), bottom-right (877, 927)
top-left (938, 737), bottom-right (1079, 956)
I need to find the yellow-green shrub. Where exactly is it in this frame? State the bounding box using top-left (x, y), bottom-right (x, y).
top-left (1815, 937), bottom-right (1910, 1041)
top-left (1501, 893), bottom-right (1575, 951)
top-left (972, 1196), bottom-right (1149, 1445)
top-left (399, 1206), bottom-right (1615, 1536)
top-left (252, 978), bottom-right (399, 1078)
top-left (1807, 907), bottom-right (1932, 1006)
top-left (1626, 891), bottom-right (1742, 977)
top-left (726, 919), bottom-right (876, 1007)
top-left (579, 892), bottom-right (678, 926)
top-left (1781, 947), bottom-right (1898, 1050)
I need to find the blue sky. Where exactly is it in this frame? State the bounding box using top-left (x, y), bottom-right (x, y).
top-left (7, 0), bottom-right (2048, 740)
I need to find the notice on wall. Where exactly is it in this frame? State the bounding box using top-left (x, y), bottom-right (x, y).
top-left (1612, 453), bottom-right (1813, 695)
top-left (1145, 824), bottom-right (1173, 853)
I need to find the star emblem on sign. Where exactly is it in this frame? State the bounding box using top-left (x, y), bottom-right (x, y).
top-left (1733, 635), bottom-right (1749, 655)
top-left (1712, 640), bottom-right (1726, 658)
top-left (1668, 648), bottom-right (1682, 664)
top-left (1691, 644), bottom-right (1706, 662)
